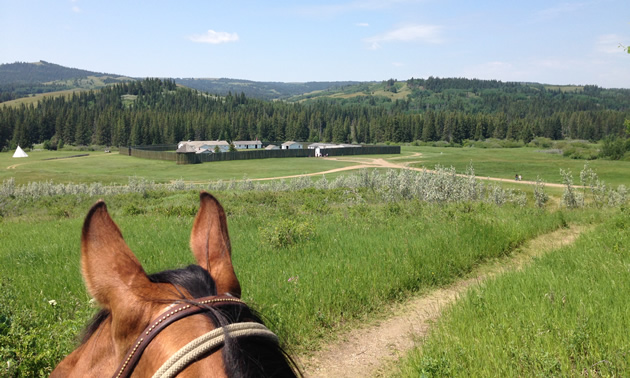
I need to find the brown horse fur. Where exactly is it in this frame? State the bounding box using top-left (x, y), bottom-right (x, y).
top-left (50, 192), bottom-right (253, 377)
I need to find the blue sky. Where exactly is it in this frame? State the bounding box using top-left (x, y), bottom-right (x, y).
top-left (1, 0), bottom-right (629, 87)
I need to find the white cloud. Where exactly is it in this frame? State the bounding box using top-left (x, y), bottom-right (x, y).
top-left (69, 0), bottom-right (80, 12)
top-left (356, 22), bottom-right (369, 27)
top-left (188, 30), bottom-right (239, 44)
top-left (392, 62), bottom-right (404, 67)
top-left (364, 24), bottom-right (443, 49)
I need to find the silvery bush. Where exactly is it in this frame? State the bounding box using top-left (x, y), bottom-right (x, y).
top-left (2, 164), bottom-right (628, 209)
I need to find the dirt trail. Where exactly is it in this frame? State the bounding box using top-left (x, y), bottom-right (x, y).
top-left (6, 152), bottom-right (113, 170)
top-left (299, 225), bottom-right (586, 378)
top-left (218, 153), bottom-right (568, 188)
top-left (319, 154), bottom-right (567, 188)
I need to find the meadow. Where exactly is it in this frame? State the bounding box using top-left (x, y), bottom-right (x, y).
top-left (395, 208), bottom-right (630, 377)
top-left (405, 145), bottom-right (630, 188)
top-left (3, 145), bottom-right (629, 188)
top-left (0, 149), bottom-right (355, 185)
top-left (0, 146), bottom-right (628, 376)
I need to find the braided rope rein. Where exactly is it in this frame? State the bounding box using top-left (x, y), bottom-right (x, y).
top-left (152, 322), bottom-right (279, 378)
top-left (113, 296), bottom-right (276, 378)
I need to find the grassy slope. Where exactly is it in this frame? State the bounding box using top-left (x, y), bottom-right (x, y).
top-left (1, 72), bottom-right (133, 108)
top-left (3, 146), bottom-right (628, 188)
top-left (0, 146), bottom-right (627, 375)
top-left (292, 81), bottom-right (411, 102)
top-left (396, 208), bottom-right (629, 377)
top-left (0, 190), bottom-right (568, 375)
top-left (1, 88), bottom-right (88, 108)
top-left (0, 150), bottom-right (354, 184)
top-left (407, 146), bottom-right (630, 188)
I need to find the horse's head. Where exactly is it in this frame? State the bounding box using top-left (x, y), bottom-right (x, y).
top-left (52, 192), bottom-right (298, 377)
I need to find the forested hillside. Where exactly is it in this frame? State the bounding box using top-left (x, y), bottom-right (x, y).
top-left (175, 78), bottom-right (364, 101)
top-left (0, 61), bottom-right (133, 103)
top-left (1, 77), bottom-right (628, 152)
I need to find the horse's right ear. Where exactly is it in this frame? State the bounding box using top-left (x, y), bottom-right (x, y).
top-left (190, 192), bottom-right (241, 298)
top-left (81, 201), bottom-right (150, 309)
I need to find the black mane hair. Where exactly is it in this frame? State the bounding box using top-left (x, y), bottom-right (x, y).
top-left (81, 265), bottom-right (300, 377)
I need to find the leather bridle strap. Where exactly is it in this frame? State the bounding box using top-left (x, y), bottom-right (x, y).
top-left (113, 295), bottom-right (245, 378)
top-left (152, 322), bottom-right (279, 378)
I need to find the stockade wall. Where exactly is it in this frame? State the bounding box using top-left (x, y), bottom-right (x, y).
top-left (119, 145), bottom-right (177, 161)
top-left (318, 146), bottom-right (400, 157)
top-left (120, 145), bottom-right (400, 164)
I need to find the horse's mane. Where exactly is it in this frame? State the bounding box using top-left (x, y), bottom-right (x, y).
top-left (81, 265), bottom-right (300, 377)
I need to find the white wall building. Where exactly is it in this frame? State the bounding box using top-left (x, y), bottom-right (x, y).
top-left (233, 140), bottom-right (263, 149)
top-left (281, 141), bottom-right (303, 150)
top-left (177, 141), bottom-right (230, 153)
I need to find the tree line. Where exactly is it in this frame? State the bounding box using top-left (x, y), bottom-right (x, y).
top-left (1, 78), bottom-right (628, 152)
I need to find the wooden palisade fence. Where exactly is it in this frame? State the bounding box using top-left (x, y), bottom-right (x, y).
top-left (119, 145), bottom-right (400, 164)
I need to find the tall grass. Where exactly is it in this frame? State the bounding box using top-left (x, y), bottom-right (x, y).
top-left (0, 161), bottom-right (627, 375)
top-left (0, 166), bottom-right (569, 207)
top-left (1, 187), bottom-right (569, 376)
top-left (406, 146), bottom-right (630, 187)
top-left (395, 208), bottom-right (630, 377)
top-left (2, 164), bottom-right (627, 221)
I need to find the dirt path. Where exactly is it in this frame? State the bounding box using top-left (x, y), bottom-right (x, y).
top-left (6, 152), bottom-right (113, 170)
top-left (327, 154), bottom-right (567, 188)
top-left (299, 225), bottom-right (586, 377)
top-left (193, 153), bottom-right (568, 188)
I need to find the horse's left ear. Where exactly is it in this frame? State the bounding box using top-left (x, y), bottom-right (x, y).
top-left (81, 201), bottom-right (150, 309)
top-left (190, 192), bottom-right (241, 298)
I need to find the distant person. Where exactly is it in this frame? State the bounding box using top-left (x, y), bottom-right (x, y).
top-left (519, 175), bottom-right (522, 181)
top-left (515, 174), bottom-right (519, 181)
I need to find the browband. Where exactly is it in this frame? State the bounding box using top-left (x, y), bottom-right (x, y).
top-left (113, 295), bottom-right (245, 378)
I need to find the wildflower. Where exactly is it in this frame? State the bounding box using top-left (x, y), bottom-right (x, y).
top-left (288, 276), bottom-right (299, 283)
top-left (48, 299), bottom-right (57, 306)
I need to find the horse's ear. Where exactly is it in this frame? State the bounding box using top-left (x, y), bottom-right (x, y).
top-left (190, 192), bottom-right (241, 298)
top-left (81, 201), bottom-right (149, 309)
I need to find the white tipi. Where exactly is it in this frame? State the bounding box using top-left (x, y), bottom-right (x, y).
top-left (12, 145), bottom-right (28, 158)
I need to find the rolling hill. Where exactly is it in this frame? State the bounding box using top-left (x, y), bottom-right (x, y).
top-left (0, 61), bottom-right (366, 103)
top-left (174, 77), bottom-right (367, 101)
top-left (0, 61), bottom-right (135, 102)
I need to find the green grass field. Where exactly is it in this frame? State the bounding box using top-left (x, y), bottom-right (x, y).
top-left (0, 150), bottom-right (354, 185)
top-left (3, 146), bottom-right (628, 189)
top-left (406, 146), bottom-right (630, 187)
top-left (0, 145), bottom-right (628, 376)
top-left (395, 208), bottom-right (630, 377)
top-left (1, 188), bottom-right (573, 375)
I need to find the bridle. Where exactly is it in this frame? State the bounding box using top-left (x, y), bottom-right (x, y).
top-left (113, 295), bottom-right (279, 378)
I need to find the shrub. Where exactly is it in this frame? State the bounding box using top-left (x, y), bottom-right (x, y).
top-left (533, 176), bottom-right (549, 208)
top-left (560, 169), bottom-right (583, 208)
top-left (431, 141), bottom-right (451, 148)
top-left (599, 136), bottom-right (627, 160)
top-left (580, 162), bottom-right (607, 208)
top-left (528, 137), bottom-right (553, 148)
top-left (122, 203), bottom-right (146, 215)
top-left (259, 218), bottom-right (315, 249)
top-left (501, 139), bottom-right (525, 148)
top-left (156, 204), bottom-right (197, 217)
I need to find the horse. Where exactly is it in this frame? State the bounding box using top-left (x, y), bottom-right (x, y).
top-left (51, 192), bottom-right (300, 377)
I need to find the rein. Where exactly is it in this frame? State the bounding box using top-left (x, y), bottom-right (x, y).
top-left (112, 295), bottom-right (278, 378)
